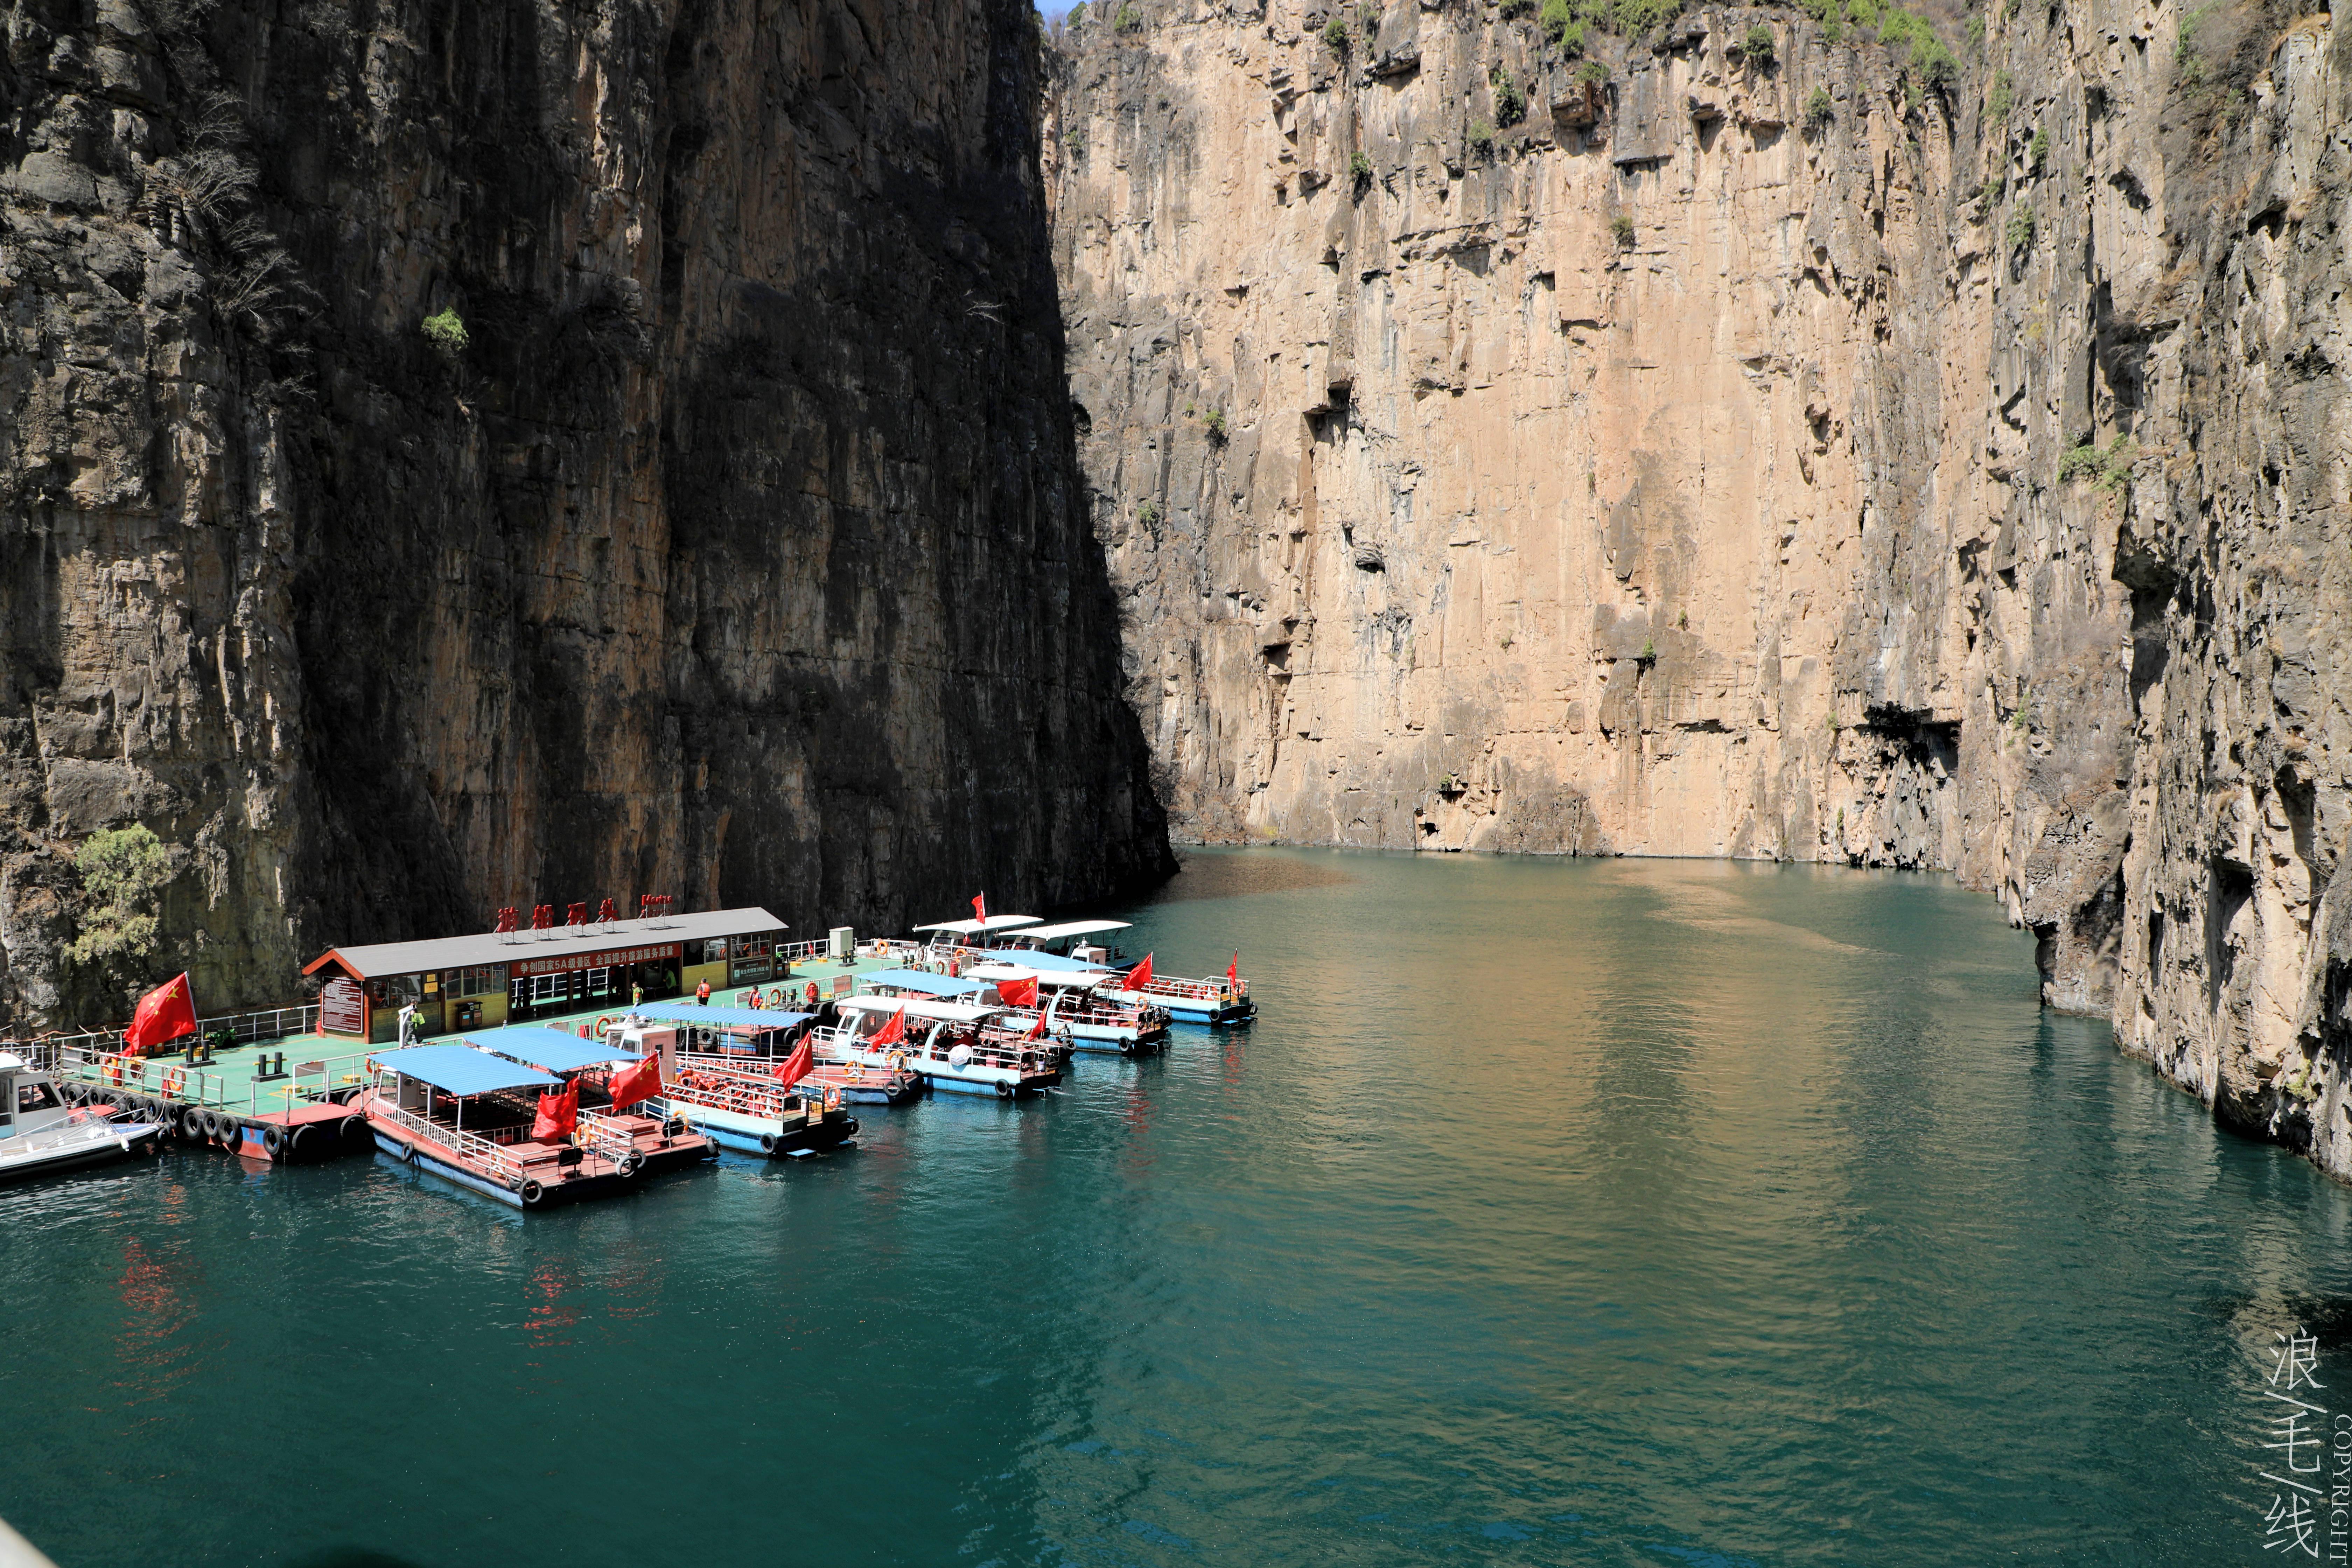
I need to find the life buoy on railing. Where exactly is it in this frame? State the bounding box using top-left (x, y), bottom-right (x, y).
top-left (595, 1014), bottom-right (617, 1035)
top-left (162, 1068), bottom-right (187, 1097)
top-left (103, 1055), bottom-right (124, 1085)
top-left (767, 987), bottom-right (786, 1009)
top-left (825, 1087), bottom-right (841, 1111)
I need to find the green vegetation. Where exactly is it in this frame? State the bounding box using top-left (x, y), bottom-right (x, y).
top-left (1322, 12), bottom-right (1348, 48)
top-left (68, 826), bottom-right (170, 971)
top-left (1740, 21), bottom-right (1776, 67)
top-left (1638, 635), bottom-right (1657, 662)
top-left (2176, 6), bottom-right (2211, 89)
top-left (1979, 172), bottom-right (2004, 205)
top-left (1350, 149), bottom-right (1374, 190)
top-left (1360, 2), bottom-right (1379, 31)
top-left (2028, 122), bottom-right (2050, 172)
top-left (2059, 434), bottom-right (2138, 489)
top-left (1576, 57), bottom-right (1609, 85)
top-left (1492, 68), bottom-right (1527, 125)
top-left (1966, 14), bottom-right (1984, 49)
top-left (1804, 87), bottom-right (1835, 131)
top-left (1066, 0), bottom-right (1087, 23)
top-left (1469, 118), bottom-right (1496, 156)
top-left (421, 306), bottom-right (467, 356)
top-left (1115, 2), bottom-right (1143, 30)
top-left (1203, 408), bottom-right (1228, 442)
top-left (1610, 213), bottom-right (1635, 248)
top-left (1539, 0), bottom-right (1579, 49)
top-left (2004, 204), bottom-right (2036, 253)
top-left (1137, 499), bottom-right (1163, 527)
top-left (1988, 69), bottom-right (2013, 122)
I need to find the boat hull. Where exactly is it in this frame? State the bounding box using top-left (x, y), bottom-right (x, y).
top-left (0, 1121), bottom-right (167, 1184)
top-left (367, 1120), bottom-right (635, 1210)
top-left (1161, 1000), bottom-right (1256, 1026)
top-left (682, 1104), bottom-right (860, 1158)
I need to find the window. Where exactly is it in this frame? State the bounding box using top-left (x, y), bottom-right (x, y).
top-left (735, 934), bottom-right (772, 961)
top-left (704, 938), bottom-right (731, 964)
top-left (16, 1081), bottom-right (59, 1113)
top-left (448, 966), bottom-right (505, 998)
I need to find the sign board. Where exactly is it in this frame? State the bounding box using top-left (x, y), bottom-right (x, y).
top-left (321, 977), bottom-right (367, 1036)
top-left (511, 942), bottom-right (681, 980)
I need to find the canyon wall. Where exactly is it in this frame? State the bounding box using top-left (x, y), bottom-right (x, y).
top-left (0, 0), bottom-right (1170, 1026)
top-left (1049, 1), bottom-right (2352, 1166)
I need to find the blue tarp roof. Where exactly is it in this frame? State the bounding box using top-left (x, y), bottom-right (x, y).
top-left (860, 969), bottom-right (990, 997)
top-left (629, 1004), bottom-right (814, 1030)
top-left (466, 1026), bottom-right (632, 1074)
top-left (376, 1045), bottom-right (558, 1098)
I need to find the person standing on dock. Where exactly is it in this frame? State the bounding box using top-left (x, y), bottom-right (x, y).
top-left (696, 978), bottom-right (711, 1006)
top-left (631, 979), bottom-right (644, 1008)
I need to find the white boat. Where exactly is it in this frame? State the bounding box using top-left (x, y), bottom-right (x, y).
top-left (0, 1051), bottom-right (169, 1183)
top-left (962, 964), bottom-right (1171, 1054)
top-left (822, 996), bottom-right (1062, 1097)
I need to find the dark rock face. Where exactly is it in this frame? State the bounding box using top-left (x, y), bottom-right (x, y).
top-left (0, 0), bottom-right (1170, 1024)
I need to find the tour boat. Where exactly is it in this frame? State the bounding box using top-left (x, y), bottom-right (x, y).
top-left (470, 1026), bottom-right (716, 1175)
top-left (603, 1007), bottom-right (898, 1124)
top-left (823, 996), bottom-right (1061, 1097)
top-left (655, 1055), bottom-right (860, 1157)
top-left (0, 1051), bottom-right (168, 1182)
top-left (621, 1002), bottom-right (819, 1060)
top-left (962, 963), bottom-right (1170, 1055)
top-left (1013, 949), bottom-right (1253, 1028)
top-left (999, 919), bottom-right (1134, 966)
top-left (361, 1044), bottom-right (660, 1209)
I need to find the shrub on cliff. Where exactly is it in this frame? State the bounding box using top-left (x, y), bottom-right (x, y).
top-left (1115, 2), bottom-right (1144, 32)
top-left (1610, 213), bottom-right (1635, 248)
top-left (1322, 13), bottom-right (1348, 49)
top-left (2028, 123), bottom-right (2050, 172)
top-left (1987, 69), bottom-right (2013, 121)
top-left (1469, 118), bottom-right (1496, 157)
top-left (1738, 22), bottom-right (1776, 67)
top-left (1576, 58), bottom-right (1609, 86)
top-left (1350, 149), bottom-right (1374, 191)
top-left (422, 307), bottom-right (467, 357)
top-left (68, 826), bottom-right (172, 1006)
top-left (1803, 88), bottom-right (1834, 131)
top-left (1066, 0), bottom-right (1087, 23)
top-left (1491, 69), bottom-right (1527, 126)
top-left (2004, 205), bottom-right (2036, 254)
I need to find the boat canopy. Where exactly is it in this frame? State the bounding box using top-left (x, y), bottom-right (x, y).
top-left (1008, 950), bottom-right (1125, 975)
top-left (834, 995), bottom-right (1002, 1025)
top-left (375, 1045), bottom-right (559, 1098)
top-left (468, 1027), bottom-right (635, 1074)
top-left (909, 915), bottom-right (1041, 936)
top-left (1005, 920), bottom-right (1132, 943)
top-left (0, 1052), bottom-right (24, 1072)
top-left (628, 1003), bottom-right (814, 1030)
top-left (967, 962), bottom-right (1110, 989)
top-left (858, 969), bottom-right (992, 999)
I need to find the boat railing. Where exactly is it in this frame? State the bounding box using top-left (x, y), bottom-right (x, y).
top-left (665, 1059), bottom-right (811, 1119)
top-left (50, 1044), bottom-right (377, 1113)
top-left (370, 1098), bottom-right (529, 1186)
top-left (1139, 974), bottom-right (1241, 1003)
top-left (0, 1004), bottom-right (320, 1069)
top-left (574, 1108), bottom-right (645, 1163)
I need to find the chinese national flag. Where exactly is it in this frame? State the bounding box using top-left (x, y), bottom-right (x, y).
top-left (1228, 953), bottom-right (1240, 987)
top-left (610, 1050), bottom-right (663, 1112)
top-left (126, 973), bottom-right (198, 1054)
top-left (1024, 1011), bottom-right (1049, 1042)
top-left (972, 892), bottom-right (987, 921)
top-left (531, 1079), bottom-right (578, 1142)
top-left (1120, 954), bottom-right (1153, 992)
top-left (772, 1039), bottom-right (814, 1091)
top-left (997, 975), bottom-right (1039, 1009)
top-left (872, 1006), bottom-right (908, 1049)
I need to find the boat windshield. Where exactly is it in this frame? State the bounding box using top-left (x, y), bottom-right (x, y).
top-left (15, 1078), bottom-right (59, 1113)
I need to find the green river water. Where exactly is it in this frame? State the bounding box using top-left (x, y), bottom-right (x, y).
top-left (6, 848), bottom-right (2351, 1566)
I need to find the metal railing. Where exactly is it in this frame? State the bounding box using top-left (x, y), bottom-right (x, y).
top-left (0, 1002), bottom-right (320, 1070)
top-left (369, 1099), bottom-right (527, 1185)
top-left (50, 1044), bottom-right (374, 1114)
top-left (816, 1023), bottom-right (1050, 1078)
top-left (575, 1108), bottom-right (647, 1164)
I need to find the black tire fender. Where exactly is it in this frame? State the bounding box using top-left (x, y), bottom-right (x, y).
top-left (519, 1179), bottom-right (545, 1206)
top-left (260, 1125), bottom-right (285, 1157)
top-left (759, 1132), bottom-right (779, 1155)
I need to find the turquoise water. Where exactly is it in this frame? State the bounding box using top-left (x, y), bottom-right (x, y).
top-left (6, 850), bottom-right (2350, 1566)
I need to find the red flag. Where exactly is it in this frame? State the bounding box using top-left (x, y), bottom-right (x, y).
top-left (1024, 1011), bottom-right (1049, 1042)
top-left (1228, 953), bottom-right (1239, 987)
top-left (530, 1079), bottom-right (578, 1142)
top-left (1120, 954), bottom-right (1153, 992)
top-left (871, 1006), bottom-right (908, 1049)
top-left (126, 973), bottom-right (198, 1054)
top-left (772, 1039), bottom-right (814, 1090)
top-left (997, 975), bottom-right (1039, 1009)
top-left (609, 1050), bottom-right (663, 1112)
top-left (972, 892), bottom-right (987, 921)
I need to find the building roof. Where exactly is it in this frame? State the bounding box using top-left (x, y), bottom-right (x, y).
top-left (303, 907), bottom-right (788, 980)
top-left (468, 1026), bottom-right (635, 1074)
top-left (628, 1003), bottom-right (815, 1031)
top-left (373, 1045), bottom-right (559, 1097)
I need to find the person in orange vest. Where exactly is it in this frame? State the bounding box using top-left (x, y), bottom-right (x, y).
top-left (696, 978), bottom-right (711, 1006)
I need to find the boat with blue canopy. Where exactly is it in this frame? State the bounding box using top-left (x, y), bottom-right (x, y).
top-left (467, 1026), bottom-right (715, 1174)
top-left (821, 996), bottom-right (1061, 1098)
top-left (360, 1043), bottom-right (650, 1209)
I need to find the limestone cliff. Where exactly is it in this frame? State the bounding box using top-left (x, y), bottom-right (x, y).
top-left (1049, 1), bottom-right (2352, 1168)
top-left (0, 0), bottom-right (1170, 1025)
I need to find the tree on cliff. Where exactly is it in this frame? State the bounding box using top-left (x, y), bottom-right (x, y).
top-left (66, 827), bottom-right (174, 1014)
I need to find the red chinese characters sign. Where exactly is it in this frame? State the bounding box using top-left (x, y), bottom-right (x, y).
top-left (510, 942), bottom-right (680, 980)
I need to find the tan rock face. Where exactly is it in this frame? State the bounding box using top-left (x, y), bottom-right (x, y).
top-left (1051, 3), bottom-right (2352, 1170)
top-left (0, 0), bottom-right (1168, 1024)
